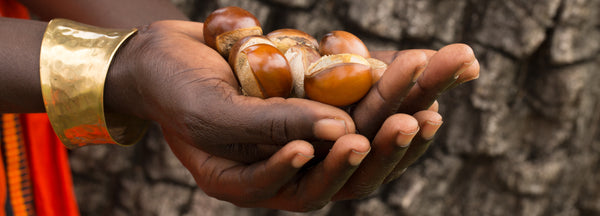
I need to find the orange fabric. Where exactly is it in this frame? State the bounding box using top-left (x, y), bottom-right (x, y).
top-left (2, 114), bottom-right (35, 216)
top-left (0, 123), bottom-right (6, 216)
top-left (0, 0), bottom-right (29, 19)
top-left (21, 114), bottom-right (80, 216)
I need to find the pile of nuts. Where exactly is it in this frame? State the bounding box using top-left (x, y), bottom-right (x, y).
top-left (203, 6), bottom-right (387, 107)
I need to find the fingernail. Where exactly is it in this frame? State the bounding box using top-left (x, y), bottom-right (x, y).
top-left (454, 60), bottom-right (475, 79)
top-left (446, 72), bottom-right (479, 90)
top-left (398, 168), bottom-right (407, 175)
top-left (459, 72), bottom-right (480, 84)
top-left (421, 120), bottom-right (443, 140)
top-left (314, 118), bottom-right (348, 141)
top-left (292, 153), bottom-right (314, 168)
top-left (396, 127), bottom-right (419, 147)
top-left (412, 64), bottom-right (427, 82)
top-left (348, 148), bottom-right (370, 166)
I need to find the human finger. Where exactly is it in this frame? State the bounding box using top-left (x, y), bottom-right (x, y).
top-left (191, 96), bottom-right (355, 162)
top-left (397, 43), bottom-right (476, 114)
top-left (370, 50), bottom-right (401, 65)
top-left (166, 129), bottom-right (315, 206)
top-left (446, 58), bottom-right (480, 90)
top-left (370, 49), bottom-right (436, 65)
top-left (372, 48), bottom-right (478, 91)
top-left (428, 100), bottom-right (439, 112)
top-left (263, 134), bottom-right (370, 211)
top-left (333, 114), bottom-right (419, 200)
top-left (353, 50), bottom-right (427, 139)
top-left (383, 110), bottom-right (442, 183)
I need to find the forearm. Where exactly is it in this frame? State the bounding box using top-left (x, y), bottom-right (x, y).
top-left (0, 0), bottom-right (188, 114)
top-left (18, 0), bottom-right (188, 28)
top-left (0, 18), bottom-right (46, 113)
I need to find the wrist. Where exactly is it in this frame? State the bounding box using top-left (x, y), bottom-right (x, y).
top-left (104, 25), bottom-right (150, 120)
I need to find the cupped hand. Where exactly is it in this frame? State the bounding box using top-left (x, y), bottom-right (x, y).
top-left (104, 20), bottom-right (481, 210)
top-left (167, 108), bottom-right (443, 211)
top-left (104, 20), bottom-right (354, 163)
top-left (328, 44), bottom-right (480, 200)
top-left (169, 131), bottom-right (371, 212)
top-left (353, 44), bottom-right (480, 139)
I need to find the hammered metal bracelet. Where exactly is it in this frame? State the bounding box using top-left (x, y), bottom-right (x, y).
top-left (40, 18), bottom-right (149, 148)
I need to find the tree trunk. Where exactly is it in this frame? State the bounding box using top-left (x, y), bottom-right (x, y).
top-left (69, 0), bottom-right (600, 215)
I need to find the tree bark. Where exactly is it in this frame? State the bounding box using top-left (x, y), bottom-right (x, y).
top-left (69, 0), bottom-right (600, 215)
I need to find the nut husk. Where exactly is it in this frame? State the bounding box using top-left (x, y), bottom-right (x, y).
top-left (267, 28), bottom-right (319, 54)
top-left (284, 44), bottom-right (321, 98)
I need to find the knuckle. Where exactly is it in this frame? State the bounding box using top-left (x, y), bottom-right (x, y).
top-left (267, 115), bottom-right (288, 144)
top-left (262, 99), bottom-right (290, 144)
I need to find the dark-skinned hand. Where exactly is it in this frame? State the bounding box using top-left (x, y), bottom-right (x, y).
top-left (105, 20), bottom-right (480, 211)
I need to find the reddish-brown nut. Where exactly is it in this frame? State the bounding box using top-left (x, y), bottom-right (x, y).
top-left (304, 54), bottom-right (373, 106)
top-left (367, 58), bottom-right (388, 84)
top-left (266, 28), bottom-right (319, 54)
top-left (228, 35), bottom-right (275, 67)
top-left (203, 6), bottom-right (263, 57)
top-left (229, 36), bottom-right (292, 98)
top-left (284, 44), bottom-right (321, 98)
top-left (319, 30), bottom-right (371, 58)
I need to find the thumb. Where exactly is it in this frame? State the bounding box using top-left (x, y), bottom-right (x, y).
top-left (195, 95), bottom-right (355, 146)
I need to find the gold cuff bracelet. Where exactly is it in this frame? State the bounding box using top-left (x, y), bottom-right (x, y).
top-left (40, 18), bottom-right (149, 149)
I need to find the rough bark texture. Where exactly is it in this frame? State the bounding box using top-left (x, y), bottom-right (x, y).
top-left (69, 0), bottom-right (600, 215)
